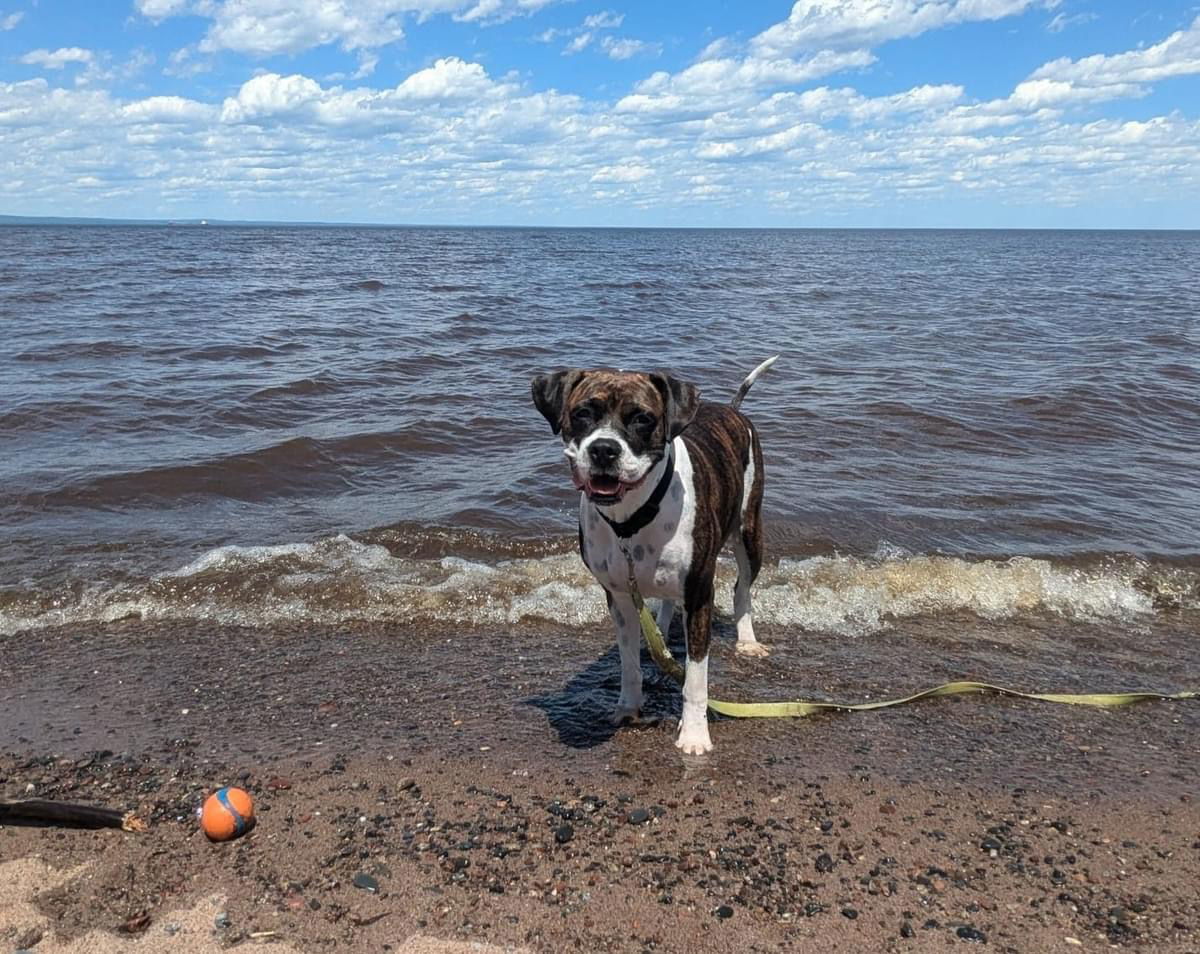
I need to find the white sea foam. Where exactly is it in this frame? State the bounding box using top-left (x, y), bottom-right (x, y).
top-left (0, 534), bottom-right (1187, 636)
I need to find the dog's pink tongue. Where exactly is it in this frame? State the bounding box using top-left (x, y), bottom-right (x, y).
top-left (590, 476), bottom-right (620, 494)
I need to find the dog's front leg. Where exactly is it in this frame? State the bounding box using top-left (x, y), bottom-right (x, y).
top-left (606, 590), bottom-right (644, 724)
top-left (676, 598), bottom-right (713, 755)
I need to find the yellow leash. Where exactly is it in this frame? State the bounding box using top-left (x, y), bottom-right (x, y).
top-left (627, 579), bottom-right (1195, 719)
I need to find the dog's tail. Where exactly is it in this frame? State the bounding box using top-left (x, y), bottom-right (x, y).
top-left (730, 355), bottom-right (779, 410)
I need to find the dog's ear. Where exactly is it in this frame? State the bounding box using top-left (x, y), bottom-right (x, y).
top-left (650, 373), bottom-right (700, 441)
top-left (531, 370), bottom-right (584, 435)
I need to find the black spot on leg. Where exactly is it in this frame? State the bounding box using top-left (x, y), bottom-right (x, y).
top-left (671, 483), bottom-right (682, 502)
top-left (613, 607), bottom-right (626, 628)
top-left (632, 544), bottom-right (645, 561)
top-left (598, 558), bottom-right (608, 571)
top-left (663, 522), bottom-right (675, 533)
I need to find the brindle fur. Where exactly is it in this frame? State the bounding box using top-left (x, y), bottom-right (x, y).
top-left (678, 403), bottom-right (764, 662)
top-left (532, 369), bottom-right (764, 663)
top-left (532, 362), bottom-right (771, 752)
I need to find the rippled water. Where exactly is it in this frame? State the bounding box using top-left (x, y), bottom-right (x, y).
top-left (2, 225), bottom-right (1198, 634)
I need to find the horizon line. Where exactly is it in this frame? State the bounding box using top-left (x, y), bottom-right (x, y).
top-left (1, 213), bottom-right (1197, 233)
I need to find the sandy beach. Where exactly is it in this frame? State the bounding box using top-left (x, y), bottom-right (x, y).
top-left (3, 614), bottom-right (1198, 953)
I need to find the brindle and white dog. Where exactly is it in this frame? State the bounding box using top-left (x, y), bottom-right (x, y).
top-left (531, 358), bottom-right (776, 754)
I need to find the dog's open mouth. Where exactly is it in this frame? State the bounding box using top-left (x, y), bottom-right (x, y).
top-left (572, 467), bottom-right (648, 505)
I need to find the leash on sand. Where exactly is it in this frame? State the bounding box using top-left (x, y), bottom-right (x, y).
top-left (622, 555), bottom-right (1196, 719)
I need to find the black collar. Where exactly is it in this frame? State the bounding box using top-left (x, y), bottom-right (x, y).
top-left (597, 446), bottom-right (675, 539)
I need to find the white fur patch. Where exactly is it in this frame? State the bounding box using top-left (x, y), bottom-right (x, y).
top-left (675, 652), bottom-right (712, 755)
top-left (580, 438), bottom-right (695, 601)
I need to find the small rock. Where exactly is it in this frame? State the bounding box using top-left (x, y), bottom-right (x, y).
top-left (214, 912), bottom-right (231, 931)
top-left (842, 908), bottom-right (858, 920)
top-left (900, 921), bottom-right (915, 938)
top-left (956, 925), bottom-right (986, 942)
top-left (627, 808), bottom-right (651, 825)
top-left (555, 824), bottom-right (574, 844)
top-left (352, 873), bottom-right (380, 893)
top-left (715, 905), bottom-right (734, 920)
top-left (12, 927), bottom-right (44, 948)
top-left (815, 853), bottom-right (835, 873)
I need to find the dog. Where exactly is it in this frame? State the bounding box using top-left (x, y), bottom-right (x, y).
top-left (530, 357), bottom-right (776, 754)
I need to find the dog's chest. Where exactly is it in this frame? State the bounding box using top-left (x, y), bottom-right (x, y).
top-left (579, 444), bottom-right (697, 599)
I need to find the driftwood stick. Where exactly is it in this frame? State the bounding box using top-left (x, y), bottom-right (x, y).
top-left (0, 799), bottom-right (147, 832)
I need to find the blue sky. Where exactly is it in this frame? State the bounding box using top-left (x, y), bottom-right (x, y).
top-left (2, 1), bottom-right (1198, 226)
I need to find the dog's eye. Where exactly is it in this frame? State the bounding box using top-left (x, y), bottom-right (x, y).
top-left (570, 407), bottom-right (594, 426)
top-left (630, 411), bottom-right (657, 430)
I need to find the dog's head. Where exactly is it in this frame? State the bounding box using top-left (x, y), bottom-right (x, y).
top-left (531, 369), bottom-right (699, 506)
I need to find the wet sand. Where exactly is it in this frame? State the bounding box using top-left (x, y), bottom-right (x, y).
top-left (3, 615), bottom-right (1199, 952)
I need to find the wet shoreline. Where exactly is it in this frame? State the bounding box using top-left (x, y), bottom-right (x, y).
top-left (3, 616), bottom-right (1199, 951)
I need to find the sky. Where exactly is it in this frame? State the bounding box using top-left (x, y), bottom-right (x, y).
top-left (1, 1), bottom-right (1199, 227)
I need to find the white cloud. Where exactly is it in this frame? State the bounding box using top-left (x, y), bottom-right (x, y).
top-left (752, 0), bottom-right (1052, 56)
top-left (564, 32), bottom-right (593, 54)
top-left (3, 7), bottom-right (1199, 225)
top-left (583, 11), bottom-right (623, 30)
top-left (2, 11), bottom-right (25, 30)
top-left (551, 9), bottom-right (655, 59)
top-left (1046, 10), bottom-right (1096, 33)
top-left (219, 73), bottom-right (325, 122)
top-left (1021, 14), bottom-right (1200, 102)
top-left (136, 0), bottom-right (193, 17)
top-left (617, 50), bottom-right (876, 116)
top-left (122, 95), bottom-right (220, 124)
top-left (591, 163), bottom-right (652, 182)
top-left (18, 47), bottom-right (95, 69)
top-left (218, 58), bottom-right (542, 129)
top-left (138, 0), bottom-right (563, 56)
top-left (602, 36), bottom-right (662, 60)
top-left (393, 57), bottom-right (501, 101)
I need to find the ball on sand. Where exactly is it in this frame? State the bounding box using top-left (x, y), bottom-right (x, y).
top-left (201, 787), bottom-right (255, 841)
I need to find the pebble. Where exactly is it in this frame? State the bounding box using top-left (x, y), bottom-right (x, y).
top-left (213, 913), bottom-right (231, 931)
top-left (956, 925), bottom-right (987, 942)
top-left (900, 921), bottom-right (915, 938)
top-left (814, 853), bottom-right (835, 873)
top-left (555, 824), bottom-right (574, 844)
top-left (627, 808), bottom-right (650, 825)
top-left (842, 908), bottom-right (859, 920)
top-left (715, 905), bottom-right (734, 919)
top-left (352, 873), bottom-right (380, 893)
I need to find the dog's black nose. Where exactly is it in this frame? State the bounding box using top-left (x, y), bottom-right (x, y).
top-left (588, 438), bottom-right (621, 469)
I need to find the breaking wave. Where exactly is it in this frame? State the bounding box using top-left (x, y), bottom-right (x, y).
top-left (1, 535), bottom-right (1193, 637)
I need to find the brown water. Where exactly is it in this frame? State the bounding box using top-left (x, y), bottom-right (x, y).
top-left (1, 225), bottom-right (1198, 644)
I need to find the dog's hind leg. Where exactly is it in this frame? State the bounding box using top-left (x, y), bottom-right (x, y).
top-left (733, 427), bottom-right (769, 658)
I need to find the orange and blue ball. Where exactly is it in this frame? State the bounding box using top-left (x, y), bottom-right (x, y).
top-left (201, 787), bottom-right (255, 841)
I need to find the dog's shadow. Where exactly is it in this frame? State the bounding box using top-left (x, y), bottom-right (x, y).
top-left (526, 618), bottom-right (736, 749)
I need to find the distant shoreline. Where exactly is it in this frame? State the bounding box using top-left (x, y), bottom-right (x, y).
top-left (1, 214), bottom-right (1197, 232)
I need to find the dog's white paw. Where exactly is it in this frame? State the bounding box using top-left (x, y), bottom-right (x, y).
top-left (675, 724), bottom-right (713, 755)
top-left (735, 640), bottom-right (770, 658)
